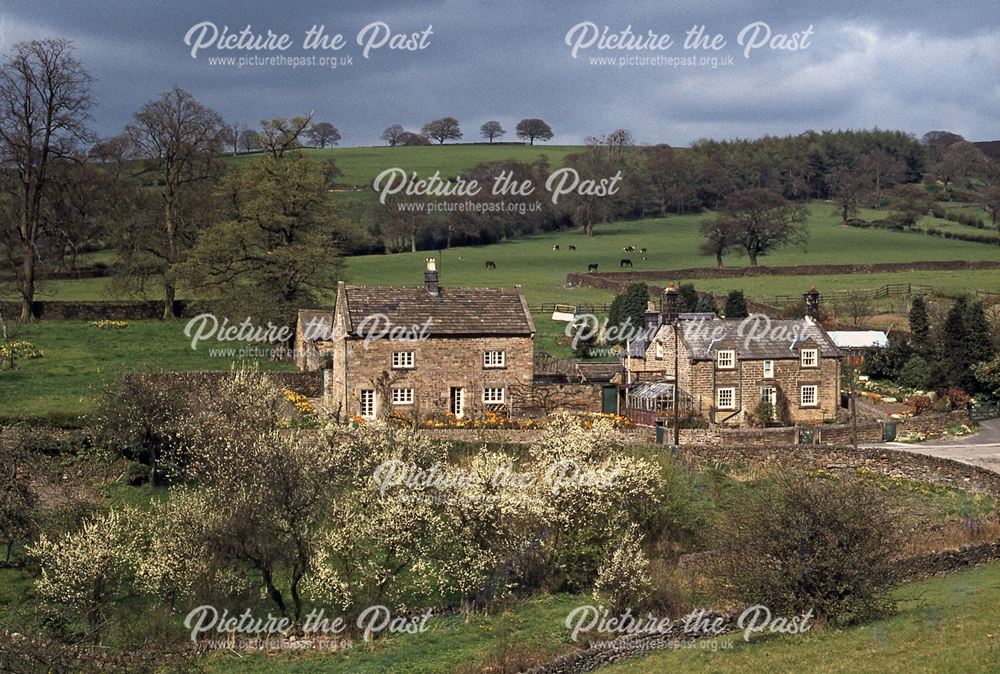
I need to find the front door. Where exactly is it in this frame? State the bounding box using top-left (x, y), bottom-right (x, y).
top-left (761, 386), bottom-right (777, 420)
top-left (450, 387), bottom-right (464, 418)
top-left (602, 386), bottom-right (619, 414)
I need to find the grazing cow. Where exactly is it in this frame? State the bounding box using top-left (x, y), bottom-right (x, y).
top-left (641, 255), bottom-right (647, 262)
top-left (552, 244), bottom-right (560, 252)
top-left (568, 245), bottom-right (576, 251)
top-left (623, 245), bottom-right (636, 253)
top-left (485, 260), bottom-right (496, 270)
top-left (639, 247), bottom-right (647, 254)
top-left (620, 259), bottom-right (633, 268)
top-left (587, 263), bottom-right (598, 273)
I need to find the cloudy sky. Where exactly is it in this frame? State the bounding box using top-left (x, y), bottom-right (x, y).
top-left (0, 0), bottom-right (996, 145)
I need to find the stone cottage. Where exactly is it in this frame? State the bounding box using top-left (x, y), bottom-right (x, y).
top-left (295, 259), bottom-right (536, 420)
top-left (622, 286), bottom-right (842, 426)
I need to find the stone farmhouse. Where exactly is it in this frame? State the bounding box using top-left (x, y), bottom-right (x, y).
top-left (295, 261), bottom-right (843, 428)
top-left (622, 286), bottom-right (843, 427)
top-left (295, 259), bottom-right (537, 420)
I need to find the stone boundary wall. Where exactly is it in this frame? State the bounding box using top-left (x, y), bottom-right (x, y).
top-left (418, 427), bottom-right (655, 445)
top-left (0, 299), bottom-right (213, 320)
top-left (122, 370), bottom-right (322, 397)
top-left (565, 260), bottom-right (1000, 287)
top-left (676, 444), bottom-right (1000, 497)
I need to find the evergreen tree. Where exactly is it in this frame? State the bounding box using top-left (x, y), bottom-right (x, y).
top-left (696, 293), bottom-right (718, 314)
top-left (908, 296), bottom-right (931, 352)
top-left (963, 299), bottom-right (995, 367)
top-left (607, 283), bottom-right (649, 343)
top-left (724, 290), bottom-right (749, 318)
top-left (677, 283), bottom-right (699, 312)
top-left (941, 296), bottom-right (969, 388)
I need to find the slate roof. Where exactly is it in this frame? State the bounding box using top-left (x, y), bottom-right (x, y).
top-left (678, 317), bottom-right (840, 360)
top-left (341, 285), bottom-right (534, 337)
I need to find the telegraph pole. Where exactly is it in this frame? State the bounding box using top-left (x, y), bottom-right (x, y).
top-left (672, 314), bottom-right (680, 447)
top-left (850, 348), bottom-right (858, 449)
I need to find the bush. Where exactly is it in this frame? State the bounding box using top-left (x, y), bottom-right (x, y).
top-left (897, 355), bottom-right (932, 389)
top-left (941, 387), bottom-right (972, 410)
top-left (711, 473), bottom-right (900, 625)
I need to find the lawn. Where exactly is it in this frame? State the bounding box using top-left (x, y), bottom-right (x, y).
top-left (0, 320), bottom-right (294, 423)
top-left (602, 561), bottom-right (1000, 674)
top-left (198, 561), bottom-right (1000, 673)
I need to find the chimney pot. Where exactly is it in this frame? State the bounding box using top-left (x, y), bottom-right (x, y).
top-left (424, 258), bottom-right (439, 296)
top-left (661, 284), bottom-right (679, 323)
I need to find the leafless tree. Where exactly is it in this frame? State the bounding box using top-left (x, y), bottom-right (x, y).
top-left (421, 116), bottom-right (462, 144)
top-left (256, 115), bottom-right (313, 158)
top-left (515, 118), bottom-right (553, 145)
top-left (305, 121), bottom-right (341, 148)
top-left (125, 87), bottom-right (224, 318)
top-left (380, 124), bottom-right (404, 146)
top-left (480, 120), bottom-right (505, 143)
top-left (838, 291), bottom-right (875, 327)
top-left (0, 38), bottom-right (93, 321)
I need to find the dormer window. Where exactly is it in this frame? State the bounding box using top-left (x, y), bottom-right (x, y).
top-left (800, 348), bottom-right (818, 368)
top-left (716, 350), bottom-right (736, 369)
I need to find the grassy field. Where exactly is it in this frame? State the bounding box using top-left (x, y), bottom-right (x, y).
top-left (228, 144), bottom-right (581, 185)
top-left (196, 561), bottom-right (1000, 673)
top-left (0, 320), bottom-right (294, 423)
top-left (343, 203), bottom-right (1000, 306)
top-left (602, 561), bottom-right (1000, 674)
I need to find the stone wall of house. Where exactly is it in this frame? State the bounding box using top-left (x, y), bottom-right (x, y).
top-left (629, 324), bottom-right (841, 427)
top-left (327, 335), bottom-right (535, 420)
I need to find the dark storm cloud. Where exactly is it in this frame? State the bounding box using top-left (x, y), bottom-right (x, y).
top-left (0, 0), bottom-right (996, 144)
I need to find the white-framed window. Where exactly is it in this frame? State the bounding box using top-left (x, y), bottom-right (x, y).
top-left (360, 390), bottom-right (376, 419)
top-left (654, 342), bottom-right (664, 360)
top-left (800, 385), bottom-right (818, 407)
top-left (716, 349), bottom-right (736, 369)
top-left (450, 387), bottom-right (464, 418)
top-left (716, 387), bottom-right (736, 410)
top-left (483, 350), bottom-right (506, 368)
top-left (391, 351), bottom-right (415, 369)
top-left (391, 388), bottom-right (414, 405)
top-left (800, 348), bottom-right (818, 368)
top-left (763, 359), bottom-right (774, 378)
top-left (483, 387), bottom-right (506, 404)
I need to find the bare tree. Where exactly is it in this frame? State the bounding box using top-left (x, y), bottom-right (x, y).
top-left (238, 128), bottom-right (260, 153)
top-left (480, 121), bottom-right (505, 143)
top-left (380, 124), bottom-right (404, 146)
top-left (719, 188), bottom-right (809, 266)
top-left (256, 115), bottom-right (313, 158)
top-left (305, 121), bottom-right (341, 148)
top-left (0, 38), bottom-right (93, 321)
top-left (515, 118), bottom-right (553, 145)
top-left (219, 121), bottom-right (247, 155)
top-left (699, 218), bottom-right (737, 268)
top-left (421, 116), bottom-right (462, 144)
top-left (838, 291), bottom-right (875, 327)
top-left (125, 87), bottom-right (224, 318)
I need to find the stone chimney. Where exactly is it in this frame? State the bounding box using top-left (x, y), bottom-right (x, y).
top-left (661, 284), bottom-right (679, 324)
top-left (424, 258), bottom-right (439, 296)
top-left (643, 300), bottom-right (660, 330)
top-left (803, 286), bottom-right (820, 319)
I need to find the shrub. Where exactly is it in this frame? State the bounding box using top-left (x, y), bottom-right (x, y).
top-left (593, 527), bottom-right (653, 611)
top-left (753, 398), bottom-right (775, 427)
top-left (903, 395), bottom-right (934, 415)
top-left (711, 473), bottom-right (900, 625)
top-left (941, 387), bottom-right (972, 410)
top-left (897, 355), bottom-right (932, 390)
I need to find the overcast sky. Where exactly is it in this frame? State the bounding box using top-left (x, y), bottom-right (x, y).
top-left (0, 0), bottom-right (996, 146)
